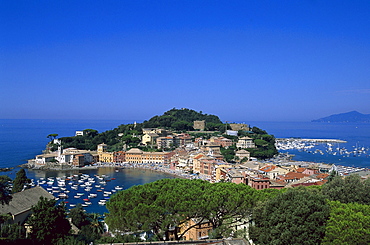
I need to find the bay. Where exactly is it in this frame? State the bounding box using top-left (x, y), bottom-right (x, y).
top-left (27, 167), bottom-right (175, 215)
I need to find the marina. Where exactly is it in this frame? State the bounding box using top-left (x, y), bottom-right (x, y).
top-left (276, 138), bottom-right (369, 158)
top-left (25, 167), bottom-right (176, 214)
top-left (35, 173), bottom-right (123, 212)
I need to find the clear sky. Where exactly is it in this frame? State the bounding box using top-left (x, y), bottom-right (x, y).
top-left (1, 0), bottom-right (369, 122)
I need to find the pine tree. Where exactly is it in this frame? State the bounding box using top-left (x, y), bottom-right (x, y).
top-left (27, 197), bottom-right (71, 244)
top-left (0, 175), bottom-right (12, 205)
top-left (12, 168), bottom-right (31, 193)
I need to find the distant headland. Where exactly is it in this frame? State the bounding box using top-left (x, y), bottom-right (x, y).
top-left (312, 111), bottom-right (370, 123)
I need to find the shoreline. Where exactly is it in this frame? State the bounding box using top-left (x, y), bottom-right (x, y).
top-left (22, 153), bottom-right (370, 180)
top-left (24, 162), bottom-right (201, 180)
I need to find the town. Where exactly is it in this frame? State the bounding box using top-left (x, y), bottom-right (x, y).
top-left (27, 119), bottom-right (369, 190)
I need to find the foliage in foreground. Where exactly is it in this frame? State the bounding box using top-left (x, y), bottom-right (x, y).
top-left (105, 178), bottom-right (276, 240)
top-left (249, 187), bottom-right (330, 245)
top-left (27, 197), bottom-right (71, 244)
top-left (322, 174), bottom-right (370, 205)
top-left (322, 201), bottom-right (370, 245)
top-left (0, 175), bottom-right (12, 205)
top-left (12, 168), bottom-right (31, 193)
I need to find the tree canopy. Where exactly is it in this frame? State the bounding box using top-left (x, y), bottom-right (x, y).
top-left (106, 178), bottom-right (264, 240)
top-left (0, 175), bottom-right (12, 205)
top-left (322, 174), bottom-right (370, 205)
top-left (12, 168), bottom-right (31, 193)
top-left (27, 197), bottom-right (71, 244)
top-left (323, 201), bottom-right (370, 245)
top-left (249, 187), bottom-right (330, 245)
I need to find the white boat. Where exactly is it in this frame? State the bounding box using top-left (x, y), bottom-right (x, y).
top-left (58, 193), bottom-right (68, 198)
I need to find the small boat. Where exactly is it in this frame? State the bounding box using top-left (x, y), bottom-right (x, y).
top-left (58, 193), bottom-right (68, 198)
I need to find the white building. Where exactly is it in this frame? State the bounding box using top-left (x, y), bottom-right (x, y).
top-left (236, 136), bottom-right (256, 149)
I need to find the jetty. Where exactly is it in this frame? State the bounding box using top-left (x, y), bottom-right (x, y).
top-left (276, 138), bottom-right (347, 143)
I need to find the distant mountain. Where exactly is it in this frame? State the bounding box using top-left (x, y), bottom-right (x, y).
top-left (312, 111), bottom-right (370, 123)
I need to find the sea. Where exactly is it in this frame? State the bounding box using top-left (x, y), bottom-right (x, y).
top-left (0, 119), bottom-right (369, 214)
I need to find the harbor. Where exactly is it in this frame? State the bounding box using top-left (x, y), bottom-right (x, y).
top-left (26, 167), bottom-right (176, 214)
top-left (276, 138), bottom-right (369, 157)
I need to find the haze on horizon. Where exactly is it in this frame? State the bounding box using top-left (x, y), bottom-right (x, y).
top-left (1, 1), bottom-right (369, 122)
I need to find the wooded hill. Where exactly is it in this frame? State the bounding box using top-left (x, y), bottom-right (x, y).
top-left (55, 108), bottom-right (277, 159)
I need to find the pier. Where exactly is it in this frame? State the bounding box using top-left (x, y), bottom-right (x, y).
top-left (276, 138), bottom-right (347, 143)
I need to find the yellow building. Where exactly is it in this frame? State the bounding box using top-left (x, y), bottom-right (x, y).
top-left (179, 218), bottom-right (213, 240)
top-left (97, 143), bottom-right (114, 163)
top-left (125, 148), bottom-right (144, 163)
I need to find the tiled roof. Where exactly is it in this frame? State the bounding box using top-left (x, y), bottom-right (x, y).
top-left (260, 165), bottom-right (277, 172)
top-left (296, 167), bottom-right (306, 173)
top-left (0, 186), bottom-right (54, 216)
top-left (316, 173), bottom-right (329, 179)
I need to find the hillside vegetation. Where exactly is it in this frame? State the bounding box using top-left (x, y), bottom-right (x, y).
top-left (55, 108), bottom-right (277, 159)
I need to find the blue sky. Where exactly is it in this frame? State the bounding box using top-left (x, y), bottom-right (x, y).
top-left (1, 0), bottom-right (369, 122)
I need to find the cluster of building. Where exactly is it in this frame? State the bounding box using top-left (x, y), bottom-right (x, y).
top-left (28, 122), bottom-right (347, 190)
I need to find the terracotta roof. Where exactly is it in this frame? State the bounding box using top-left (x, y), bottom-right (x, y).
top-left (194, 154), bottom-right (205, 159)
top-left (282, 172), bottom-right (310, 180)
top-left (260, 165), bottom-right (277, 172)
top-left (315, 173), bottom-right (329, 179)
top-left (296, 167), bottom-right (306, 173)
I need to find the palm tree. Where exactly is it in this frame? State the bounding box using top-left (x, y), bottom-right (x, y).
top-left (88, 213), bottom-right (105, 236)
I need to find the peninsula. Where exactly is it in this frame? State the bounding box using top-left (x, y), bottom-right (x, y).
top-left (312, 110), bottom-right (370, 123)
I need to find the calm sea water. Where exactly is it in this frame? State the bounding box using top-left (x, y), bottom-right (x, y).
top-left (28, 167), bottom-right (175, 214)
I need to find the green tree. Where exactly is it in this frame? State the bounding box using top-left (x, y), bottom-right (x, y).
top-left (249, 187), bottom-right (330, 245)
top-left (12, 168), bottom-right (31, 193)
top-left (106, 179), bottom-right (260, 240)
top-left (55, 235), bottom-right (88, 245)
top-left (0, 175), bottom-right (12, 205)
top-left (322, 174), bottom-right (370, 205)
top-left (27, 197), bottom-right (71, 244)
top-left (322, 201), bottom-right (370, 245)
top-left (0, 223), bottom-right (26, 240)
top-left (47, 133), bottom-right (59, 142)
top-left (220, 145), bottom-right (237, 162)
top-left (83, 129), bottom-right (98, 137)
top-left (202, 182), bottom-right (259, 238)
top-left (69, 204), bottom-right (89, 229)
top-left (85, 213), bottom-right (105, 239)
top-left (251, 127), bottom-right (267, 135)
